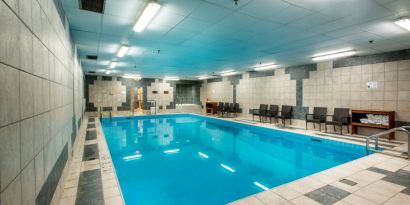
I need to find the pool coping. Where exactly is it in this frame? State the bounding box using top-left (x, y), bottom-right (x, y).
top-left (63, 113), bottom-right (409, 205)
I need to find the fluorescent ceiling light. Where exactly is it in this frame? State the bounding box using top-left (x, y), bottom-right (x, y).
top-left (133, 1), bottom-right (161, 32)
top-left (164, 149), bottom-right (180, 154)
top-left (253, 63), bottom-right (278, 71)
top-left (395, 18), bottom-right (410, 31)
top-left (123, 154), bottom-right (142, 160)
top-left (219, 69), bottom-right (235, 74)
top-left (254, 182), bottom-right (269, 191)
top-left (123, 74), bottom-right (141, 79)
top-left (197, 75), bottom-right (209, 80)
top-left (220, 164), bottom-right (235, 172)
top-left (164, 76), bottom-right (179, 81)
top-left (312, 50), bottom-right (356, 61)
top-left (109, 61), bottom-right (118, 69)
top-left (198, 152), bottom-right (209, 158)
top-left (117, 45), bottom-right (129, 57)
top-left (105, 70), bottom-right (111, 75)
top-left (221, 71), bottom-right (238, 76)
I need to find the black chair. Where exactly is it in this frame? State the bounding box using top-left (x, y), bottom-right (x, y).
top-left (305, 107), bottom-right (327, 131)
top-left (263, 105), bottom-right (279, 123)
top-left (217, 102), bottom-right (224, 116)
top-left (252, 104), bottom-right (268, 122)
top-left (277, 105), bottom-right (292, 126)
top-left (222, 102), bottom-right (230, 117)
top-left (228, 103), bottom-right (239, 117)
top-left (325, 108), bottom-right (350, 135)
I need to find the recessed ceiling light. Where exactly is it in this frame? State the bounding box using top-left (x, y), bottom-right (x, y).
top-left (123, 74), bottom-right (141, 79)
top-left (220, 71), bottom-right (238, 76)
top-left (395, 17), bottom-right (410, 31)
top-left (109, 61), bottom-right (118, 69)
top-left (117, 45), bottom-right (129, 57)
top-left (219, 69), bottom-right (235, 74)
top-left (253, 63), bottom-right (278, 71)
top-left (197, 75), bottom-right (209, 80)
top-left (164, 76), bottom-right (179, 81)
top-left (133, 1), bottom-right (161, 32)
top-left (312, 49), bottom-right (356, 61)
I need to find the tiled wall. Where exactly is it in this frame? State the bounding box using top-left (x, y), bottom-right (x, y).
top-left (0, 0), bottom-right (84, 205)
top-left (85, 76), bottom-right (202, 113)
top-left (147, 79), bottom-right (174, 109)
top-left (88, 76), bottom-right (127, 112)
top-left (200, 49), bottom-right (410, 140)
top-left (303, 60), bottom-right (410, 122)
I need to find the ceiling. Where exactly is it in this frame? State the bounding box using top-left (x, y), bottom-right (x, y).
top-left (62, 0), bottom-right (410, 79)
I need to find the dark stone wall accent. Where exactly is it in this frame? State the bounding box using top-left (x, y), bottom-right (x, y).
top-left (36, 143), bottom-right (68, 205)
top-left (207, 77), bottom-right (223, 83)
top-left (285, 64), bottom-right (317, 119)
top-left (167, 80), bottom-right (202, 109)
top-left (333, 49), bottom-right (410, 68)
top-left (140, 78), bottom-right (156, 110)
top-left (71, 116), bottom-right (77, 146)
top-left (85, 75), bottom-right (97, 112)
top-left (102, 76), bottom-right (112, 81)
top-left (249, 70), bottom-right (275, 78)
top-left (228, 74), bottom-right (243, 106)
top-left (175, 84), bottom-right (201, 104)
top-left (102, 107), bottom-right (112, 111)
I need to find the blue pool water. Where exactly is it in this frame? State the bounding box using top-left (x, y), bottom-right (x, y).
top-left (101, 114), bottom-right (369, 205)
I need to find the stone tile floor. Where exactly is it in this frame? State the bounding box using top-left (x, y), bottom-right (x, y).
top-left (58, 114), bottom-right (409, 205)
top-left (59, 116), bottom-right (124, 205)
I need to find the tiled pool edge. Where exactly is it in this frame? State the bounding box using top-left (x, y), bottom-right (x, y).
top-left (228, 153), bottom-right (410, 205)
top-left (58, 115), bottom-right (126, 205)
top-left (61, 113), bottom-right (409, 205)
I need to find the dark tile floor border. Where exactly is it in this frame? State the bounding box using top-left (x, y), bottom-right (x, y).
top-left (76, 169), bottom-right (105, 205)
top-left (83, 144), bottom-right (99, 161)
top-left (86, 130), bottom-right (97, 140)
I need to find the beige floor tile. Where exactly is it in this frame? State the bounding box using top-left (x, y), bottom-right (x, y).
top-left (255, 190), bottom-right (287, 205)
top-left (103, 186), bottom-right (121, 198)
top-left (383, 193), bottom-right (410, 205)
top-left (287, 181), bottom-right (316, 194)
top-left (349, 170), bottom-right (385, 184)
top-left (104, 196), bottom-right (124, 205)
top-left (365, 180), bottom-right (405, 196)
top-left (342, 194), bottom-right (379, 205)
top-left (298, 176), bottom-right (326, 189)
top-left (103, 179), bottom-right (118, 189)
top-left (62, 187), bottom-right (77, 198)
top-left (59, 196), bottom-right (75, 205)
top-left (291, 196), bottom-right (321, 205)
top-left (231, 196), bottom-right (265, 205)
top-left (272, 185), bottom-right (301, 200)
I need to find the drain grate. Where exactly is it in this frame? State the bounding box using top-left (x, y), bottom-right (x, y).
top-left (339, 179), bottom-right (357, 186)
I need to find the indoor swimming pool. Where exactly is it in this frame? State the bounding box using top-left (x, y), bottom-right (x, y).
top-left (101, 114), bottom-right (370, 205)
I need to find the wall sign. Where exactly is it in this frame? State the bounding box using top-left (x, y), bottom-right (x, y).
top-left (367, 81), bottom-right (378, 89)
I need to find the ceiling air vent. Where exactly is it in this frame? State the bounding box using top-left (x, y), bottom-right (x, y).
top-left (88, 71), bottom-right (96, 74)
top-left (86, 55), bottom-right (98, 60)
top-left (80, 0), bottom-right (105, 14)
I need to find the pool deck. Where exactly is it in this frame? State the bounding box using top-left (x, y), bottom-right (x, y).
top-left (59, 113), bottom-right (409, 205)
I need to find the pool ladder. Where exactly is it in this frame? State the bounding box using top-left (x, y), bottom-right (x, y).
top-left (365, 126), bottom-right (410, 159)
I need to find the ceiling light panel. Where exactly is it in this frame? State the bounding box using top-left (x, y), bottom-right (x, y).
top-left (117, 45), bottom-right (129, 57)
top-left (395, 18), bottom-right (410, 31)
top-left (134, 1), bottom-right (161, 32)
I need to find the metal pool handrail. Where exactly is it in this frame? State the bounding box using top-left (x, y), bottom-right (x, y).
top-left (366, 126), bottom-right (410, 159)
